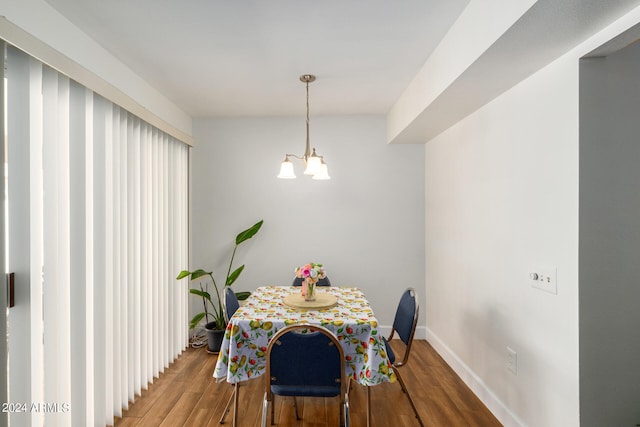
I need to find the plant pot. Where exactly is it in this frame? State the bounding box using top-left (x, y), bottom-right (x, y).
top-left (205, 322), bottom-right (225, 353)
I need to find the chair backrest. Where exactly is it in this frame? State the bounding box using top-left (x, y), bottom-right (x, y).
top-left (223, 286), bottom-right (240, 324)
top-left (265, 324), bottom-right (345, 398)
top-left (390, 288), bottom-right (419, 366)
top-left (291, 276), bottom-right (332, 287)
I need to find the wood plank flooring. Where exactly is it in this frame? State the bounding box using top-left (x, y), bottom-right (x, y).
top-left (112, 340), bottom-right (502, 427)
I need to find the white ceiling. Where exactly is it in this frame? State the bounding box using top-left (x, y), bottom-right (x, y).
top-left (43, 0), bottom-right (469, 118)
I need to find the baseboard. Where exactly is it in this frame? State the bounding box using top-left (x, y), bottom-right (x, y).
top-left (425, 328), bottom-right (524, 427)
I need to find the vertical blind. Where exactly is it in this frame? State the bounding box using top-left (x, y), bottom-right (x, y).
top-left (0, 40), bottom-right (7, 427)
top-left (5, 45), bottom-right (189, 426)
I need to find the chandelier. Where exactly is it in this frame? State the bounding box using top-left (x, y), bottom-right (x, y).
top-left (277, 74), bottom-right (330, 180)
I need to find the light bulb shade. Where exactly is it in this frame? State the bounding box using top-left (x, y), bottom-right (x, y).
top-left (277, 159), bottom-right (296, 179)
top-left (312, 162), bottom-right (330, 180)
top-left (304, 155), bottom-right (322, 175)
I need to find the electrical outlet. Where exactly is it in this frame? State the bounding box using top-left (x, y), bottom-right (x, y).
top-left (529, 267), bottom-right (557, 294)
top-left (507, 347), bottom-right (517, 374)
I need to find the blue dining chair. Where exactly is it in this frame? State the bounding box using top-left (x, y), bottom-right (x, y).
top-left (261, 324), bottom-right (349, 427)
top-left (219, 286), bottom-right (241, 425)
top-left (381, 288), bottom-right (423, 427)
top-left (291, 276), bottom-right (332, 287)
top-left (222, 286), bottom-right (240, 324)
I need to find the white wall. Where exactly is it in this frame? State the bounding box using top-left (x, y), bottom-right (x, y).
top-left (422, 6), bottom-right (640, 427)
top-left (189, 116), bottom-right (425, 334)
top-left (425, 52), bottom-right (579, 426)
top-left (579, 42), bottom-right (640, 427)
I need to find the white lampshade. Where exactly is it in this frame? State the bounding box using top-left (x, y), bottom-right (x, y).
top-left (312, 162), bottom-right (330, 180)
top-left (304, 155), bottom-right (322, 175)
top-left (277, 159), bottom-right (296, 179)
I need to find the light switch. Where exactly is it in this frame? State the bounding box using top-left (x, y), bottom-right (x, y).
top-left (529, 268), bottom-right (557, 294)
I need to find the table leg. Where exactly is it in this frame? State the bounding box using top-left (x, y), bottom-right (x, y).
top-left (366, 385), bottom-right (371, 427)
top-left (233, 382), bottom-right (239, 427)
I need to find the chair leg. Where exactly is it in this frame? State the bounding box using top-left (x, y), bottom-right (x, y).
top-left (261, 392), bottom-right (268, 427)
top-left (219, 383), bottom-right (237, 424)
top-left (233, 382), bottom-right (239, 427)
top-left (345, 378), bottom-right (352, 427)
top-left (344, 393), bottom-right (350, 427)
top-left (394, 368), bottom-right (424, 427)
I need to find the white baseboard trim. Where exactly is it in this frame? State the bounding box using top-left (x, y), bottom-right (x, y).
top-left (425, 328), bottom-right (524, 427)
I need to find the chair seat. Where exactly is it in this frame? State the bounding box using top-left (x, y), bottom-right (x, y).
top-left (383, 337), bottom-right (396, 365)
top-left (272, 384), bottom-right (341, 397)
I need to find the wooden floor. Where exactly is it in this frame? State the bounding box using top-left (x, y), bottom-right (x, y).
top-left (112, 340), bottom-right (502, 427)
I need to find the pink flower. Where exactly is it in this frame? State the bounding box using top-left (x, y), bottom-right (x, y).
top-left (295, 262), bottom-right (326, 281)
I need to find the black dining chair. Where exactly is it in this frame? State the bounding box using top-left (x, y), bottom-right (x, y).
top-left (261, 324), bottom-right (350, 427)
top-left (219, 286), bottom-right (241, 425)
top-left (291, 276), bottom-right (332, 287)
top-left (381, 287), bottom-right (423, 427)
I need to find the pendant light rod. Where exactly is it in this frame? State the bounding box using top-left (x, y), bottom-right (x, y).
top-left (277, 74), bottom-right (330, 180)
top-left (301, 74), bottom-right (315, 161)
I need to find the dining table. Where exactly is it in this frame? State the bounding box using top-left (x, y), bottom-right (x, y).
top-left (213, 285), bottom-right (395, 426)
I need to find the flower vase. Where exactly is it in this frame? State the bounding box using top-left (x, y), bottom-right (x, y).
top-left (305, 281), bottom-right (316, 302)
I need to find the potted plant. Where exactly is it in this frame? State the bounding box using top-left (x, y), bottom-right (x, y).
top-left (177, 219), bottom-right (263, 352)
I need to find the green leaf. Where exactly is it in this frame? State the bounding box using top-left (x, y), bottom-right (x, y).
top-left (226, 265), bottom-right (245, 286)
top-left (190, 269), bottom-right (211, 280)
top-left (235, 291), bottom-right (251, 301)
top-left (215, 318), bottom-right (225, 330)
top-left (235, 220), bottom-right (263, 245)
top-left (190, 289), bottom-right (212, 302)
top-left (189, 312), bottom-right (206, 329)
top-left (176, 270), bottom-right (191, 280)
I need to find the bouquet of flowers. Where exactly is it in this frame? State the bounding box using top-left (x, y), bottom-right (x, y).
top-left (295, 262), bottom-right (326, 301)
top-left (295, 262), bottom-right (326, 284)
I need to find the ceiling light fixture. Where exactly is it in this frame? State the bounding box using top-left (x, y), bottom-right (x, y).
top-left (277, 74), bottom-right (330, 180)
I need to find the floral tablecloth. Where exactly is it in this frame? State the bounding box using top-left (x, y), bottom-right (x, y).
top-left (213, 286), bottom-right (396, 386)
